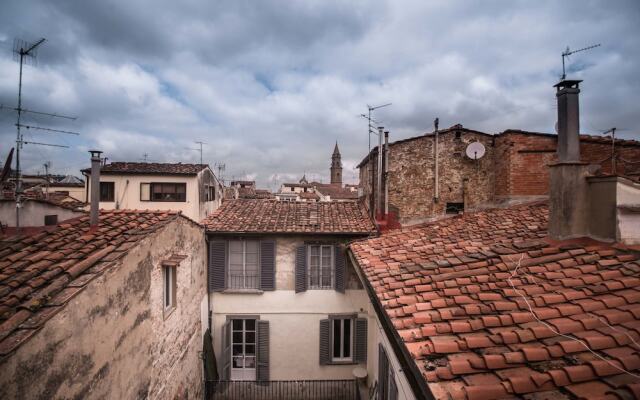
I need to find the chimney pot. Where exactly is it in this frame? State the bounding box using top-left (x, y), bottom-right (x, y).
top-left (555, 79), bottom-right (582, 162)
top-left (89, 150), bottom-right (102, 227)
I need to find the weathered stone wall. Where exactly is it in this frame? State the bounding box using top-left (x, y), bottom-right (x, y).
top-left (0, 217), bottom-right (206, 399)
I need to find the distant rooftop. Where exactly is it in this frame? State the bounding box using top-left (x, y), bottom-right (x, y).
top-left (82, 162), bottom-right (209, 175)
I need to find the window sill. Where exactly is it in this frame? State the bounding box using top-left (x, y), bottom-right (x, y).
top-left (222, 289), bottom-right (264, 294)
top-left (326, 360), bottom-right (358, 366)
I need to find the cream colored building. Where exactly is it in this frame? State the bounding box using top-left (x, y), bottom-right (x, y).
top-left (202, 199), bottom-right (377, 387)
top-left (83, 162), bottom-right (222, 222)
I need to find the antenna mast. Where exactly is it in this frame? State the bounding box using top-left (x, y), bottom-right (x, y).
top-left (561, 43), bottom-right (601, 80)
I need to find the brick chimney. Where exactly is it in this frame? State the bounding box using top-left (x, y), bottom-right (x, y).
top-left (89, 150), bottom-right (102, 227)
top-left (548, 80), bottom-right (596, 240)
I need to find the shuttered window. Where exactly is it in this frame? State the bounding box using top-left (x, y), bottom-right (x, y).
top-left (319, 316), bottom-right (367, 365)
top-left (208, 239), bottom-right (275, 292)
top-left (378, 344), bottom-right (398, 400)
top-left (296, 244), bottom-right (345, 293)
top-left (222, 318), bottom-right (269, 382)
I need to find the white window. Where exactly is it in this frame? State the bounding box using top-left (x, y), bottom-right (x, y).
top-left (228, 240), bottom-right (259, 289)
top-left (308, 244), bottom-right (333, 289)
top-left (163, 265), bottom-right (176, 312)
top-left (332, 317), bottom-right (353, 362)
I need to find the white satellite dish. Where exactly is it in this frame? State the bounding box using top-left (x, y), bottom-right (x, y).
top-left (465, 142), bottom-right (486, 160)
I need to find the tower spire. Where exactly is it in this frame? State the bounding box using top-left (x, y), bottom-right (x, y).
top-left (330, 141), bottom-right (342, 185)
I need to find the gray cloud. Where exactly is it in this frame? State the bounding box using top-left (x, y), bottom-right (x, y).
top-left (0, 0), bottom-right (639, 189)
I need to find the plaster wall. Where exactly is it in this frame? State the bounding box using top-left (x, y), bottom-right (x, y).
top-left (617, 179), bottom-right (640, 244)
top-left (210, 235), bottom-right (369, 380)
top-left (48, 185), bottom-right (86, 202)
top-left (0, 201), bottom-right (83, 227)
top-left (0, 217), bottom-right (207, 400)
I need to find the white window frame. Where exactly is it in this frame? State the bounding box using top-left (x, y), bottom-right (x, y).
top-left (331, 317), bottom-right (354, 363)
top-left (163, 265), bottom-right (176, 313)
top-left (227, 240), bottom-right (260, 289)
top-left (307, 244), bottom-right (334, 289)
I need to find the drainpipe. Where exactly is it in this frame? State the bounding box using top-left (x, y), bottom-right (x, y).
top-left (434, 118), bottom-right (439, 203)
top-left (384, 130), bottom-right (389, 216)
top-left (376, 126), bottom-right (384, 218)
top-left (89, 150), bottom-right (102, 227)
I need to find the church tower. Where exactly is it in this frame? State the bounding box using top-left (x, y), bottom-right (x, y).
top-left (330, 142), bottom-right (342, 185)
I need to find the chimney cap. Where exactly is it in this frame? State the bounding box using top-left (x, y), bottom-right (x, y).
top-left (554, 79), bottom-right (582, 90)
top-left (89, 150), bottom-right (103, 158)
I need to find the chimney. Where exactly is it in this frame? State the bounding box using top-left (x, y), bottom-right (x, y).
top-left (554, 80), bottom-right (582, 162)
top-left (89, 150), bottom-right (102, 227)
top-left (549, 80), bottom-right (595, 240)
top-left (376, 126), bottom-right (384, 218)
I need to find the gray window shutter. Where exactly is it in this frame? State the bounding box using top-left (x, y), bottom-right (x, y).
top-left (260, 240), bottom-right (276, 291)
top-left (389, 375), bottom-right (398, 400)
top-left (354, 318), bottom-right (368, 363)
top-left (209, 240), bottom-right (226, 292)
top-left (257, 320), bottom-right (270, 382)
top-left (334, 245), bottom-right (345, 293)
top-left (221, 320), bottom-right (231, 380)
top-left (378, 344), bottom-right (388, 400)
top-left (295, 245), bottom-right (307, 293)
top-left (319, 319), bottom-right (330, 365)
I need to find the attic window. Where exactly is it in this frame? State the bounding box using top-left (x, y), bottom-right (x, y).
top-left (455, 131), bottom-right (462, 139)
top-left (446, 202), bottom-right (464, 214)
top-left (44, 215), bottom-right (58, 226)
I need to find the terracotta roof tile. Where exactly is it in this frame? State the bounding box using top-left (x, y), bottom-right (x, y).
top-left (350, 202), bottom-right (640, 399)
top-left (0, 209), bottom-right (183, 358)
top-left (81, 162), bottom-right (208, 175)
top-left (202, 199), bottom-right (376, 235)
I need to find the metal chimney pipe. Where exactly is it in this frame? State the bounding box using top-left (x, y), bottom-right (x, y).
top-left (384, 130), bottom-right (390, 215)
top-left (89, 150), bottom-right (102, 227)
top-left (555, 80), bottom-right (582, 162)
top-left (376, 126), bottom-right (384, 217)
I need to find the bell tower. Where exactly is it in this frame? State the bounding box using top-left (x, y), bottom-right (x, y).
top-left (330, 142), bottom-right (342, 185)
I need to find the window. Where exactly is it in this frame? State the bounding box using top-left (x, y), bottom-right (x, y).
top-left (150, 182), bottom-right (186, 202)
top-left (206, 185), bottom-right (216, 202)
top-left (446, 202), bottom-right (464, 214)
top-left (378, 344), bottom-right (398, 400)
top-left (228, 240), bottom-right (259, 289)
top-left (44, 215), bottom-right (58, 226)
top-left (332, 318), bottom-right (353, 362)
top-left (232, 319), bottom-right (256, 376)
top-left (308, 244), bottom-right (333, 289)
top-left (100, 182), bottom-right (114, 202)
top-left (163, 265), bottom-right (177, 313)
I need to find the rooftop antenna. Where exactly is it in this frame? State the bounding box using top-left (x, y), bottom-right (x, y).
top-left (185, 141), bottom-right (206, 165)
top-left (360, 103), bottom-right (391, 154)
top-left (2, 37), bottom-right (80, 229)
top-left (216, 162), bottom-right (226, 185)
top-left (601, 127), bottom-right (617, 174)
top-left (561, 43), bottom-right (601, 80)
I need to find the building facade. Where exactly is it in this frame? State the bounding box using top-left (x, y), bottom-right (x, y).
top-left (203, 199), bottom-right (376, 384)
top-left (358, 125), bottom-right (640, 225)
top-left (83, 162), bottom-right (223, 222)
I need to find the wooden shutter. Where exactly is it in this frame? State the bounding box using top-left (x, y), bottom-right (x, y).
top-left (334, 245), bottom-right (346, 293)
top-left (295, 245), bottom-right (307, 293)
top-left (260, 240), bottom-right (276, 291)
top-left (209, 240), bottom-right (226, 292)
top-left (221, 320), bottom-right (231, 380)
top-left (319, 319), bottom-right (330, 365)
top-left (256, 320), bottom-right (270, 382)
top-left (354, 318), bottom-right (368, 363)
top-left (378, 344), bottom-right (388, 400)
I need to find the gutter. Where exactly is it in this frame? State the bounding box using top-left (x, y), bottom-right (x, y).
top-left (347, 249), bottom-right (435, 400)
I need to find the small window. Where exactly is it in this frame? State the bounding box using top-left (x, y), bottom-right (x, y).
top-left (308, 244), bottom-right (333, 289)
top-left (44, 215), bottom-right (58, 226)
top-left (446, 202), bottom-right (464, 214)
top-left (163, 265), bottom-right (177, 313)
top-left (206, 185), bottom-right (216, 202)
top-left (455, 130), bottom-right (462, 139)
top-left (291, 187), bottom-right (294, 192)
top-left (100, 182), bottom-right (115, 202)
top-left (332, 318), bottom-right (353, 362)
top-left (228, 240), bottom-right (260, 289)
top-left (151, 183), bottom-right (186, 202)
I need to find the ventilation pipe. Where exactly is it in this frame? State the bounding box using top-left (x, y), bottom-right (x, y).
top-left (89, 150), bottom-right (102, 227)
top-left (376, 126), bottom-right (384, 217)
top-left (384, 130), bottom-right (390, 215)
top-left (434, 118), bottom-right (439, 203)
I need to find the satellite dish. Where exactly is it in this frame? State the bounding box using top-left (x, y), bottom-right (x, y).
top-left (465, 142), bottom-right (486, 160)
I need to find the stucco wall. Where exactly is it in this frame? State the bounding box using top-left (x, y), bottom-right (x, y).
top-left (210, 235), bottom-right (369, 381)
top-left (48, 186), bottom-right (86, 202)
top-left (87, 171), bottom-right (220, 222)
top-left (0, 217), bottom-right (207, 399)
top-left (0, 200), bottom-right (84, 227)
top-left (616, 178), bottom-right (640, 244)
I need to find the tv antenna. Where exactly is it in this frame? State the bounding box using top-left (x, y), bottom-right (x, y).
top-left (600, 127), bottom-right (617, 174)
top-left (185, 141), bottom-right (206, 165)
top-left (216, 162), bottom-right (226, 184)
top-left (1, 37), bottom-right (80, 229)
top-left (360, 103), bottom-right (391, 156)
top-left (561, 43), bottom-right (601, 80)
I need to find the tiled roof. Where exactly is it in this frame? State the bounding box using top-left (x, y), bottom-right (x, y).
top-left (1, 192), bottom-right (86, 212)
top-left (299, 191), bottom-right (320, 200)
top-left (82, 162), bottom-right (208, 175)
top-left (312, 182), bottom-right (359, 200)
top-left (0, 210), bottom-right (184, 358)
top-left (237, 187), bottom-right (275, 200)
top-left (254, 189), bottom-right (275, 199)
top-left (203, 199), bottom-right (376, 235)
top-left (350, 202), bottom-right (640, 400)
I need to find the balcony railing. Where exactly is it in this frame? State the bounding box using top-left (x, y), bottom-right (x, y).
top-left (206, 380), bottom-right (360, 400)
top-left (228, 273), bottom-right (259, 289)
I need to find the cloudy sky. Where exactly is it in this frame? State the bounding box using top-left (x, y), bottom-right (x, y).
top-left (0, 1), bottom-right (638, 189)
